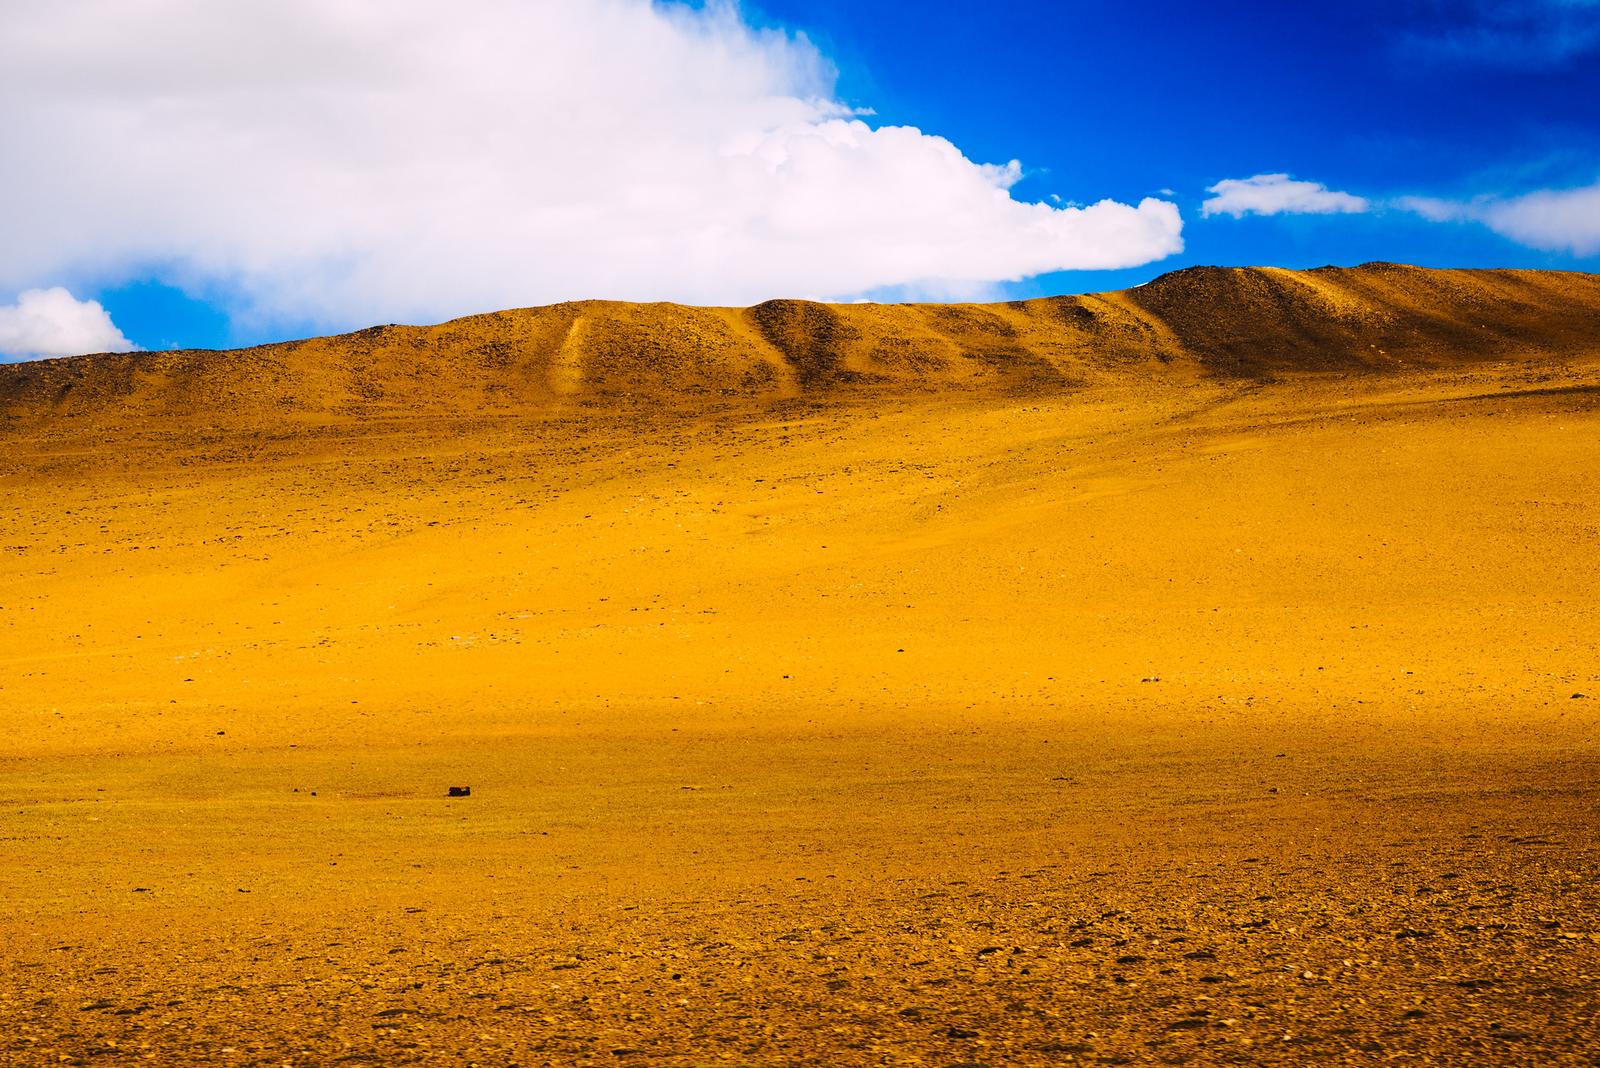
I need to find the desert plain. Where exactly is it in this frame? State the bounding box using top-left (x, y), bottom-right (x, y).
top-left (1, 264), bottom-right (1598, 1065)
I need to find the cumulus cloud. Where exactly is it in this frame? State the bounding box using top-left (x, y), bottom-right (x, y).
top-left (0, 0), bottom-right (1182, 332)
top-left (0, 288), bottom-right (136, 362)
top-left (1397, 180), bottom-right (1600, 256)
top-left (1201, 174), bottom-right (1370, 219)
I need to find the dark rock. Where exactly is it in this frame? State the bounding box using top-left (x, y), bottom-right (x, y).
top-left (447, 786), bottom-right (472, 797)
top-left (1487, 1027), bottom-right (1531, 1040)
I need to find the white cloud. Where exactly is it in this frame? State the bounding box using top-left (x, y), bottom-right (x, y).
top-left (1201, 174), bottom-right (1370, 219)
top-left (0, 288), bottom-right (136, 362)
top-left (0, 0), bottom-right (1182, 333)
top-left (1397, 180), bottom-right (1600, 256)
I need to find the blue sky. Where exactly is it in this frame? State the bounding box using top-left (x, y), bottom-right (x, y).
top-left (2, 0), bottom-right (1597, 358)
top-left (751, 0), bottom-right (1600, 295)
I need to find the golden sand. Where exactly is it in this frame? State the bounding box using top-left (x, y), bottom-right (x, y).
top-left (2, 265), bottom-right (1598, 1064)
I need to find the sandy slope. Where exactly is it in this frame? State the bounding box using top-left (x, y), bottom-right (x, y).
top-left (2, 267), bottom-right (1599, 1065)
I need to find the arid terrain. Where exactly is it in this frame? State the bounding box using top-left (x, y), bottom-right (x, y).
top-left (2, 264), bottom-right (1598, 1065)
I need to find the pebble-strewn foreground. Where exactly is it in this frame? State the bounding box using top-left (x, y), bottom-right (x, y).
top-left (6, 730), bottom-right (1598, 1066)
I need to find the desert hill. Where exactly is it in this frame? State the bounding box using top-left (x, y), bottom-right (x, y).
top-left (3, 262), bottom-right (1600, 1064)
top-left (4, 263), bottom-right (1599, 423)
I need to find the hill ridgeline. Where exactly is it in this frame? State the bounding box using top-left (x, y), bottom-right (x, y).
top-left (4, 263), bottom-right (1599, 422)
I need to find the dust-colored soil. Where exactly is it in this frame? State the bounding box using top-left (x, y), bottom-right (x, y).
top-left (2, 266), bottom-right (1599, 1065)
